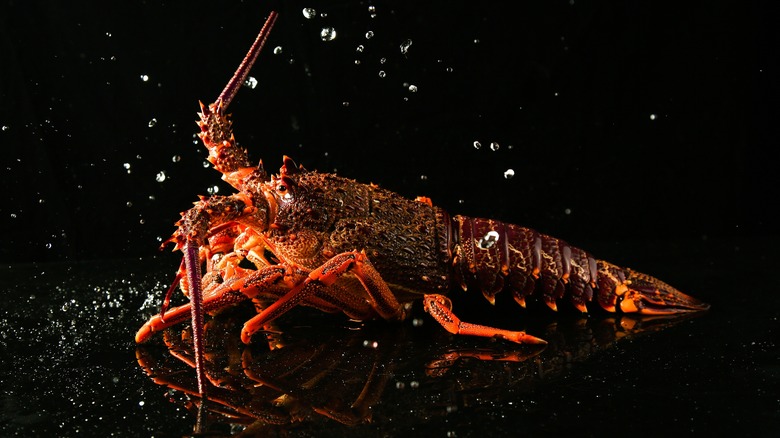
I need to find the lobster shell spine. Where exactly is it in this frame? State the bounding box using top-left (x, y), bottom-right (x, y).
top-left (450, 216), bottom-right (674, 313)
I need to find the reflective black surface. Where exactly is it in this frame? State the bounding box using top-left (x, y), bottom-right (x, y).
top-left (1, 1), bottom-right (777, 436)
top-left (2, 237), bottom-right (778, 436)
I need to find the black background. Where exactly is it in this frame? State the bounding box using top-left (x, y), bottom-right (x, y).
top-left (2, 0), bottom-right (775, 264)
top-left (1, 2), bottom-right (779, 436)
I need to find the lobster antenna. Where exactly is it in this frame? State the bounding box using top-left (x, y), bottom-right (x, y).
top-left (216, 11), bottom-right (279, 109)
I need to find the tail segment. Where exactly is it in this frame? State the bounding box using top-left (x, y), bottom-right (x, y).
top-left (450, 216), bottom-right (708, 315)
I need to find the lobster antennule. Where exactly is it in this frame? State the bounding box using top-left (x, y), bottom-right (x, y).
top-left (216, 11), bottom-right (279, 110)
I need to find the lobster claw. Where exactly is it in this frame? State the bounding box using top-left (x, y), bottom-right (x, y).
top-left (618, 273), bottom-right (710, 315)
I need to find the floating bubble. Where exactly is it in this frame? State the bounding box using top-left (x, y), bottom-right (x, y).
top-left (490, 142), bottom-right (500, 151)
top-left (400, 39), bottom-right (413, 54)
top-left (273, 46), bottom-right (282, 55)
top-left (320, 27), bottom-right (337, 41)
top-left (650, 114), bottom-right (657, 120)
top-left (171, 155), bottom-right (181, 163)
top-left (408, 84), bottom-right (418, 93)
top-left (244, 76), bottom-right (258, 89)
top-left (147, 118), bottom-right (157, 128)
top-left (473, 141), bottom-right (482, 149)
top-left (365, 31), bottom-right (374, 39)
top-left (140, 74), bottom-right (149, 82)
top-left (503, 169), bottom-right (515, 179)
top-left (378, 70), bottom-right (386, 78)
top-left (356, 44), bottom-right (364, 53)
top-left (302, 8), bottom-right (316, 19)
top-left (155, 171), bottom-right (166, 182)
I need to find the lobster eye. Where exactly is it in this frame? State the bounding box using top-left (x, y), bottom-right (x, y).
top-left (276, 184), bottom-right (287, 192)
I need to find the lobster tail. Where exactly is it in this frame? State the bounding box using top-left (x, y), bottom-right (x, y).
top-left (596, 261), bottom-right (710, 314)
top-left (451, 216), bottom-right (709, 315)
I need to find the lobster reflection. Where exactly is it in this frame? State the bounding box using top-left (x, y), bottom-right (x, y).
top-left (136, 304), bottom-right (696, 435)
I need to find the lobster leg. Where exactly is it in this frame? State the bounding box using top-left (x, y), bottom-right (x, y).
top-left (241, 251), bottom-right (406, 343)
top-left (135, 265), bottom-right (287, 343)
top-left (423, 294), bottom-right (547, 345)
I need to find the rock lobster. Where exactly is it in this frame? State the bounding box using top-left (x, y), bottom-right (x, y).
top-left (135, 11), bottom-right (709, 395)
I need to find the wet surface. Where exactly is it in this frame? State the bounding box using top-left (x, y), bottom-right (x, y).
top-left (1, 237), bottom-right (778, 436)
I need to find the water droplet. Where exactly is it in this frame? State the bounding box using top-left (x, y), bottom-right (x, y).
top-left (458, 199), bottom-right (465, 204)
top-left (147, 118), bottom-right (157, 128)
top-left (473, 141), bottom-right (482, 150)
top-left (362, 340), bottom-right (379, 348)
top-left (202, 161), bottom-right (210, 168)
top-left (400, 39), bottom-right (413, 55)
top-left (474, 39), bottom-right (480, 44)
top-left (446, 67), bottom-right (454, 73)
top-left (123, 163), bottom-right (131, 170)
top-left (420, 175), bottom-right (428, 181)
top-left (564, 208), bottom-right (572, 215)
top-left (1, 125), bottom-right (8, 131)
top-left (126, 201), bottom-right (133, 207)
top-left (320, 12), bottom-right (328, 18)
top-left (138, 400), bottom-right (145, 407)
top-left (171, 155), bottom-right (181, 163)
top-left (354, 59), bottom-right (361, 65)
top-left (273, 46), bottom-right (282, 55)
top-left (490, 142), bottom-right (500, 151)
top-left (503, 169), bottom-right (515, 179)
top-left (342, 101), bottom-right (350, 107)
top-left (105, 32), bottom-right (112, 37)
top-left (365, 31), bottom-right (374, 39)
top-left (244, 76), bottom-right (258, 89)
top-left (302, 8), bottom-right (316, 19)
top-left (356, 44), bottom-right (364, 53)
top-left (378, 70), bottom-right (386, 78)
top-left (396, 381), bottom-right (406, 389)
top-left (408, 84), bottom-right (418, 93)
top-left (410, 381), bottom-right (419, 388)
top-left (477, 231), bottom-right (500, 249)
top-left (368, 5), bottom-right (376, 14)
top-left (155, 171), bottom-right (166, 182)
top-left (650, 114), bottom-right (657, 120)
top-left (10, 213), bottom-right (17, 219)
top-left (45, 242), bottom-right (52, 249)
top-left (412, 318), bottom-right (424, 327)
top-left (380, 57), bottom-right (386, 64)
top-left (320, 27), bottom-right (337, 41)
top-left (140, 74), bottom-right (149, 82)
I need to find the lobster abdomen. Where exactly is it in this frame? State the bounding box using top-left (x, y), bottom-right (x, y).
top-left (450, 216), bottom-right (708, 314)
